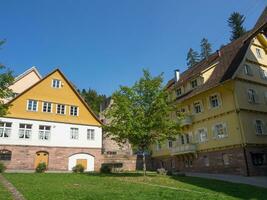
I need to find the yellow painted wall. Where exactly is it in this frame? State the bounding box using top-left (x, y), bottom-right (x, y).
top-left (7, 70), bottom-right (101, 126)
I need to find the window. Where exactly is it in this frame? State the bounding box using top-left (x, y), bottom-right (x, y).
top-left (0, 150), bottom-right (12, 161)
top-left (27, 100), bottom-right (38, 111)
top-left (222, 154), bottom-right (230, 166)
top-left (39, 126), bottom-right (51, 140)
top-left (42, 102), bottom-right (52, 113)
top-left (191, 79), bottom-right (198, 89)
top-left (185, 134), bottom-right (190, 144)
top-left (260, 68), bottom-right (267, 79)
top-left (176, 88), bottom-right (182, 97)
top-left (87, 129), bottom-right (95, 140)
top-left (106, 151), bottom-right (117, 155)
top-left (56, 104), bottom-right (66, 115)
top-left (0, 122), bottom-right (12, 138)
top-left (181, 135), bottom-right (185, 144)
top-left (204, 156), bottom-right (210, 167)
top-left (194, 101), bottom-right (202, 113)
top-left (168, 140), bottom-right (173, 148)
top-left (70, 106), bottom-right (78, 116)
top-left (210, 94), bottom-right (220, 108)
top-left (255, 120), bottom-right (265, 135)
top-left (213, 123), bottom-right (228, 139)
top-left (247, 89), bottom-right (258, 104)
top-left (198, 128), bottom-right (208, 143)
top-left (70, 128), bottom-right (79, 140)
top-left (18, 124), bottom-right (32, 139)
top-left (52, 79), bottom-right (61, 88)
top-left (256, 48), bottom-right (262, 59)
top-left (251, 153), bottom-right (266, 166)
top-left (244, 64), bottom-right (253, 76)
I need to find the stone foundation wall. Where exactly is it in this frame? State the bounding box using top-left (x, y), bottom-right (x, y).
top-left (0, 145), bottom-right (103, 171)
top-left (152, 146), bottom-right (267, 176)
top-left (102, 155), bottom-right (137, 171)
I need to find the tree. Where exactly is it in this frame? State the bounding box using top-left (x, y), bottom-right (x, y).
top-left (200, 38), bottom-right (212, 60)
top-left (104, 69), bottom-right (181, 175)
top-left (0, 41), bottom-right (14, 116)
top-left (187, 48), bottom-right (200, 68)
top-left (228, 12), bottom-right (246, 41)
top-left (79, 88), bottom-right (107, 116)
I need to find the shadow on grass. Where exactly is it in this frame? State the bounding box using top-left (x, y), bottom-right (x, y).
top-left (85, 171), bottom-right (157, 178)
top-left (170, 175), bottom-right (267, 200)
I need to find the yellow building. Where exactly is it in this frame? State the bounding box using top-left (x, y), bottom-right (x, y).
top-left (151, 8), bottom-right (267, 176)
top-left (0, 68), bottom-right (103, 172)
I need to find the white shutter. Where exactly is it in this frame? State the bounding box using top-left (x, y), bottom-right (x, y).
top-left (223, 123), bottom-right (228, 137)
top-left (188, 132), bottom-right (193, 143)
top-left (204, 128), bottom-right (208, 141)
top-left (212, 125), bottom-right (217, 139)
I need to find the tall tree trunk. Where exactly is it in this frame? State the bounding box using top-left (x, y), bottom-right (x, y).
top-left (142, 151), bottom-right (146, 176)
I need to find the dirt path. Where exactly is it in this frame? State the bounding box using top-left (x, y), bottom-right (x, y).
top-left (0, 174), bottom-right (26, 200)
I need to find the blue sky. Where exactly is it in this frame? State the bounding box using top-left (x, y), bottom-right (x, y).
top-left (1, 0), bottom-right (266, 95)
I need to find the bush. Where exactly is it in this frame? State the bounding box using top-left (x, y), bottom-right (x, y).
top-left (0, 162), bottom-right (6, 173)
top-left (72, 164), bottom-right (85, 173)
top-left (35, 162), bottom-right (47, 173)
top-left (100, 165), bottom-right (111, 173)
top-left (157, 168), bottom-right (167, 175)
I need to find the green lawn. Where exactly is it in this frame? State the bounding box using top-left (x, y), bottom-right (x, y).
top-left (0, 179), bottom-right (12, 200)
top-left (3, 173), bottom-right (267, 200)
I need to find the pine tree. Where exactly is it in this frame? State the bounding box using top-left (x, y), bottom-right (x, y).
top-left (200, 38), bottom-right (212, 60)
top-left (187, 48), bottom-right (200, 68)
top-left (228, 12), bottom-right (246, 41)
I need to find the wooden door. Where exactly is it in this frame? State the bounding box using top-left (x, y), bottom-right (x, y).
top-left (34, 152), bottom-right (49, 168)
top-left (76, 159), bottom-right (87, 169)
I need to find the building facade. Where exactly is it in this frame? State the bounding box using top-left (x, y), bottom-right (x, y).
top-left (0, 68), bottom-right (103, 172)
top-left (151, 11), bottom-right (267, 176)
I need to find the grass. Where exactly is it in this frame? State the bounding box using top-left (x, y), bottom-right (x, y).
top-left (3, 172), bottom-right (267, 200)
top-left (0, 178), bottom-right (12, 200)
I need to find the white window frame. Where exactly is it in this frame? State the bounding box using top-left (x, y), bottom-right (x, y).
top-left (0, 122), bottom-right (12, 138)
top-left (191, 79), bottom-right (198, 89)
top-left (168, 140), bottom-right (173, 149)
top-left (256, 48), bottom-right (262, 59)
top-left (52, 79), bottom-right (61, 88)
top-left (176, 88), bottom-right (182, 97)
top-left (222, 154), bottom-right (230, 166)
top-left (70, 128), bottom-right (79, 140)
top-left (193, 101), bottom-right (203, 114)
top-left (87, 129), bottom-right (95, 141)
top-left (209, 94), bottom-right (220, 108)
top-left (156, 141), bottom-right (161, 151)
top-left (38, 125), bottom-right (51, 140)
top-left (56, 104), bottom-right (66, 115)
top-left (260, 67), bottom-right (267, 80)
top-left (42, 102), bottom-right (53, 113)
top-left (197, 128), bottom-right (208, 143)
top-left (27, 100), bottom-right (38, 112)
top-left (18, 124), bottom-right (32, 139)
top-left (255, 119), bottom-right (265, 135)
top-left (244, 64), bottom-right (253, 76)
top-left (247, 89), bottom-right (259, 104)
top-left (70, 106), bottom-right (79, 116)
top-left (213, 123), bottom-right (228, 139)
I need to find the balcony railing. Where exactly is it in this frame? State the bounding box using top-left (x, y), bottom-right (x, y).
top-left (171, 144), bottom-right (196, 155)
top-left (180, 115), bottom-right (193, 127)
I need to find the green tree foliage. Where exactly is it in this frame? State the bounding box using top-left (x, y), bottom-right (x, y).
top-left (0, 40), bottom-right (14, 117)
top-left (187, 48), bottom-right (200, 68)
top-left (228, 12), bottom-right (246, 41)
top-left (78, 88), bottom-right (107, 116)
top-left (104, 69), bottom-right (181, 175)
top-left (200, 38), bottom-right (212, 60)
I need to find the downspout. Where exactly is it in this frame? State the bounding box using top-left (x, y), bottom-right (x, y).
top-left (232, 81), bottom-right (250, 176)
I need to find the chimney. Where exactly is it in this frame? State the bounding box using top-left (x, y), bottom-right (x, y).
top-left (174, 69), bottom-right (180, 82)
top-left (217, 50), bottom-right (221, 57)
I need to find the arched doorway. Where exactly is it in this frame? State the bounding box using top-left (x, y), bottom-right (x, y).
top-left (34, 151), bottom-right (49, 169)
top-left (68, 153), bottom-right (94, 171)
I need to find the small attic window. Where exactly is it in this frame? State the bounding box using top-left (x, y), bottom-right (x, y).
top-left (191, 79), bottom-right (198, 89)
top-left (52, 79), bottom-right (61, 88)
top-left (244, 64), bottom-right (253, 76)
top-left (256, 48), bottom-right (262, 59)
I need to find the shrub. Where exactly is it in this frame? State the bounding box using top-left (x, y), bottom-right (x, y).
top-left (100, 165), bottom-right (111, 173)
top-left (156, 168), bottom-right (167, 175)
top-left (72, 164), bottom-right (85, 173)
top-left (35, 162), bottom-right (47, 173)
top-left (0, 162), bottom-right (6, 173)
